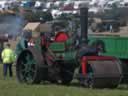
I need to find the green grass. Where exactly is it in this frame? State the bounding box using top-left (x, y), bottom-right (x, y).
top-left (0, 64), bottom-right (128, 96)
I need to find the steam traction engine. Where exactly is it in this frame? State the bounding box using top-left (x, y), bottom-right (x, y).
top-left (16, 7), bottom-right (122, 88)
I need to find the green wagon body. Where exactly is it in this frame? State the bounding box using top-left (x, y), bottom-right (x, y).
top-left (89, 35), bottom-right (128, 59)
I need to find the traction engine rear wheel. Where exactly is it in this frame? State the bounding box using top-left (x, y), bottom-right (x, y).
top-left (16, 47), bottom-right (46, 84)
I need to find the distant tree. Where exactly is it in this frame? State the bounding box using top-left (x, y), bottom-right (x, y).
top-left (23, 10), bottom-right (53, 22)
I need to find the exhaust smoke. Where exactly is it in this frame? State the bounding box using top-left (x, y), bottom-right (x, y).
top-left (0, 15), bottom-right (24, 38)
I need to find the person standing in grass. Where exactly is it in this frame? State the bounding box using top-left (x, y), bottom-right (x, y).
top-left (1, 43), bottom-right (15, 79)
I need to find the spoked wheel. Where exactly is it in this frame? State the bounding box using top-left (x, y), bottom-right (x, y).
top-left (16, 47), bottom-right (46, 84)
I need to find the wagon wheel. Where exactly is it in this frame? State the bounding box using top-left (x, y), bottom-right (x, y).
top-left (16, 47), bottom-right (46, 84)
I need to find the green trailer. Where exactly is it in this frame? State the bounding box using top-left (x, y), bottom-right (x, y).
top-left (89, 35), bottom-right (128, 58)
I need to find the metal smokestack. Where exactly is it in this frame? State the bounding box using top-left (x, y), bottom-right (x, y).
top-left (80, 7), bottom-right (88, 44)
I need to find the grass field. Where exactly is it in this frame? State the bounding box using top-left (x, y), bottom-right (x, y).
top-left (0, 64), bottom-right (128, 96)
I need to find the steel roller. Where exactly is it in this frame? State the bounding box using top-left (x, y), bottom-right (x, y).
top-left (88, 60), bottom-right (122, 88)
